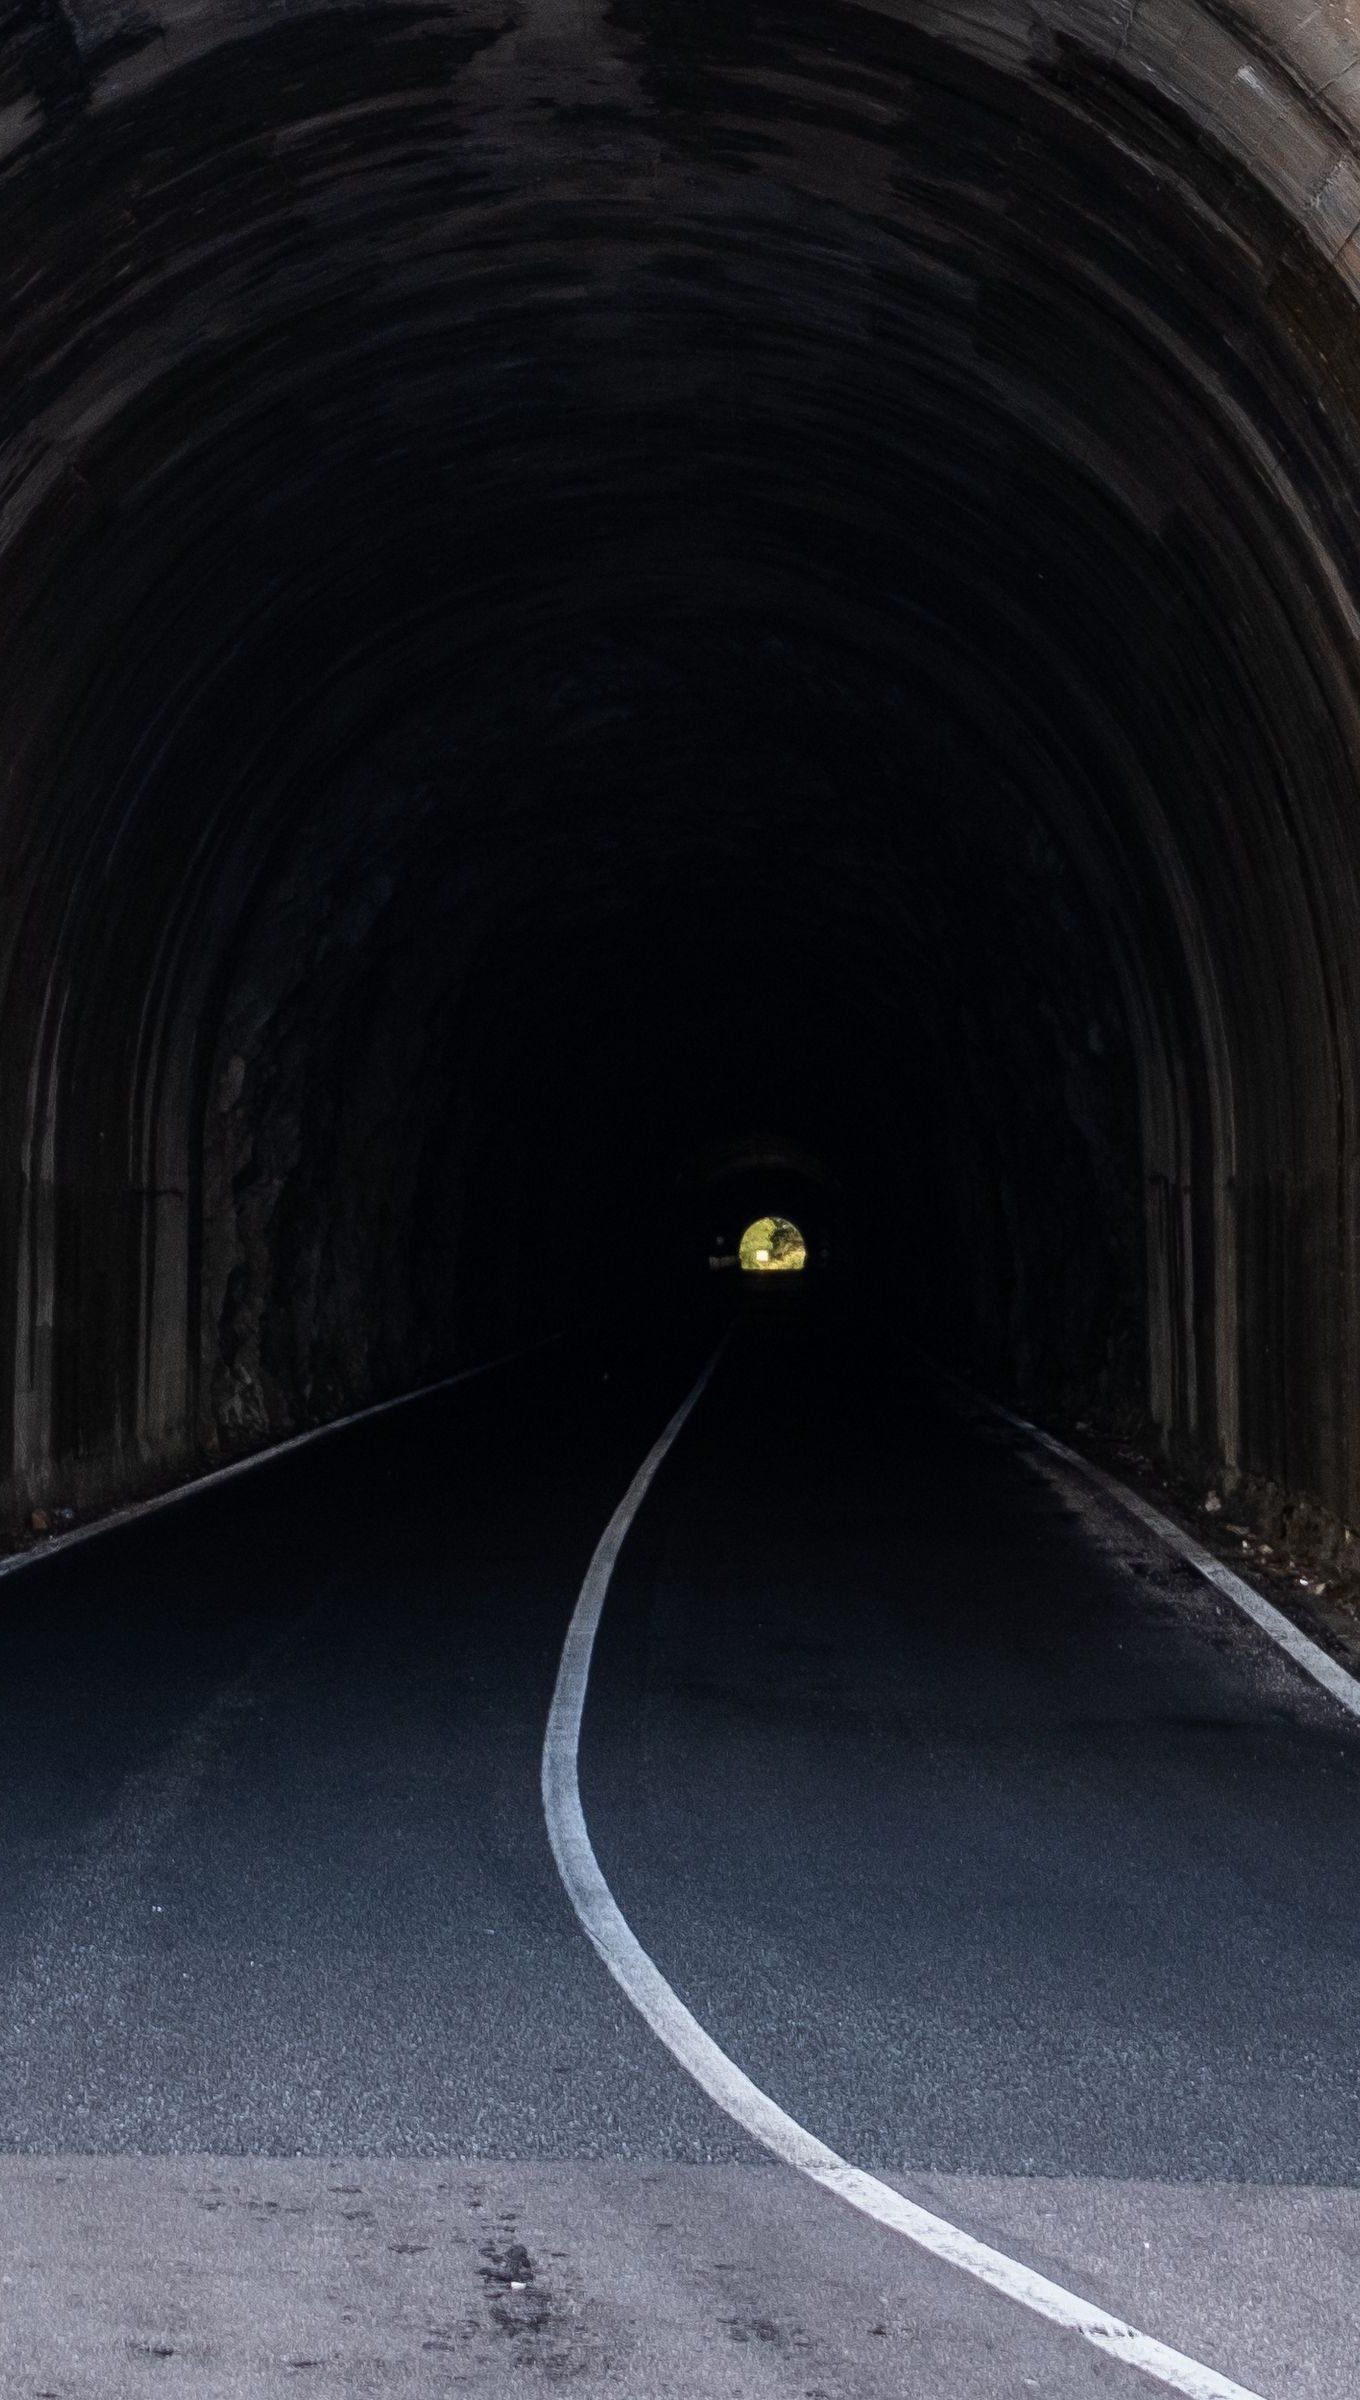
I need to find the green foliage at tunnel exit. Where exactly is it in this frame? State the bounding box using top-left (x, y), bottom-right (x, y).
top-left (739, 1216), bottom-right (807, 1273)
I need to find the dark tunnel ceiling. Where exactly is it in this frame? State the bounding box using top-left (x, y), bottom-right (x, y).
top-left (6, 0), bottom-right (1360, 1531)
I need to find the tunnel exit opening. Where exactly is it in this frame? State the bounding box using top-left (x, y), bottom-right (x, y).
top-left (739, 1218), bottom-right (807, 1275)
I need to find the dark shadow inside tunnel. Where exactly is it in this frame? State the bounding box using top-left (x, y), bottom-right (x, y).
top-left (5, 0), bottom-right (1360, 1563)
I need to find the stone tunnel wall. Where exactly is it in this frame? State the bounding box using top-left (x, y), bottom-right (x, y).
top-left (4, 0), bottom-right (1360, 1545)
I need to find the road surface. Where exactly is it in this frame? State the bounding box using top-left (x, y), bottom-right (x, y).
top-left (1, 1308), bottom-right (1357, 2396)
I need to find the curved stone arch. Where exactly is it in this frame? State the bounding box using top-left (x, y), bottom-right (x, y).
top-left (3, 0), bottom-right (1360, 1535)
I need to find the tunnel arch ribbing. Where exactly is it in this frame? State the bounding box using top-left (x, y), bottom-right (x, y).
top-left (3, 0), bottom-right (1360, 1547)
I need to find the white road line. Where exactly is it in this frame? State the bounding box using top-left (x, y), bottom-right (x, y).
top-left (991, 1404), bottom-right (1360, 1721)
top-left (0, 1331), bottom-right (563, 1583)
top-left (541, 1345), bottom-right (1271, 2400)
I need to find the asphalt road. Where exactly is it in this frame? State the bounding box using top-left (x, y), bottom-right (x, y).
top-left (1, 1301), bottom-right (1358, 2396)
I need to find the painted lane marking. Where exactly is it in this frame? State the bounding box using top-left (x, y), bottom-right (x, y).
top-left (0, 1331), bottom-right (564, 1583)
top-left (990, 1405), bottom-right (1360, 1722)
top-left (541, 1349), bottom-right (1270, 2400)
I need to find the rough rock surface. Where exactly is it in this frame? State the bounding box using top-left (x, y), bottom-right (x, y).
top-left (4, 0), bottom-right (1360, 1535)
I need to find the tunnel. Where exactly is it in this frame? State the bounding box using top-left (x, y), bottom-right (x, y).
top-left (6, 0), bottom-right (1360, 1559)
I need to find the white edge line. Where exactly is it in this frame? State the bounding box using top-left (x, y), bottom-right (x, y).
top-left (989, 1402), bottom-right (1360, 1724)
top-left (541, 1343), bottom-right (1271, 2400)
top-left (0, 1330), bottom-right (565, 1583)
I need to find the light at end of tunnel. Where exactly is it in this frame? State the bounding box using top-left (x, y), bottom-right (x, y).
top-left (739, 1216), bottom-right (807, 1273)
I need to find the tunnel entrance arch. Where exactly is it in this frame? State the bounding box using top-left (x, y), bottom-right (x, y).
top-left (4, 0), bottom-right (1360, 1570)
